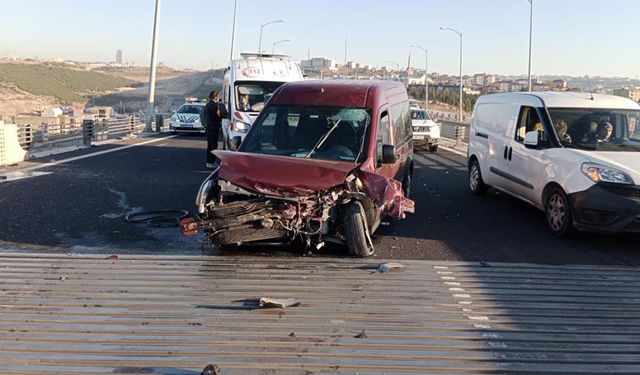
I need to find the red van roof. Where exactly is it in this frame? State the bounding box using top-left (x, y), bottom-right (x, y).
top-left (270, 80), bottom-right (406, 108)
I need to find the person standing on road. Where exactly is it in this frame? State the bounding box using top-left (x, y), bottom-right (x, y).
top-left (204, 91), bottom-right (223, 168)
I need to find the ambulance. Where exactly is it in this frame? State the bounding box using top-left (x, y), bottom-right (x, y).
top-left (221, 53), bottom-right (304, 150)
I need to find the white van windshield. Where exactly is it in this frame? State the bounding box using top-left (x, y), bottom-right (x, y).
top-left (548, 108), bottom-right (640, 152)
top-left (236, 81), bottom-right (285, 112)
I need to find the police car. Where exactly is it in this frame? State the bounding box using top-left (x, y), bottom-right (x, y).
top-left (169, 98), bottom-right (206, 134)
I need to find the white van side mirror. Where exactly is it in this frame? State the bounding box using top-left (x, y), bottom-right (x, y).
top-left (524, 131), bottom-right (539, 149)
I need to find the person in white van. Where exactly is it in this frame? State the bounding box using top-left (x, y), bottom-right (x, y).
top-left (468, 92), bottom-right (640, 237)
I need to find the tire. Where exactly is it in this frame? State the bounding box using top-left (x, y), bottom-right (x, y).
top-left (402, 169), bottom-right (412, 199)
top-left (469, 159), bottom-right (488, 196)
top-left (545, 186), bottom-right (575, 238)
top-left (343, 202), bottom-right (375, 257)
top-left (170, 130), bottom-right (177, 135)
top-left (429, 145), bottom-right (438, 152)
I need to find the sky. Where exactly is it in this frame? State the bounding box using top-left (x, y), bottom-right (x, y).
top-left (0, 0), bottom-right (638, 78)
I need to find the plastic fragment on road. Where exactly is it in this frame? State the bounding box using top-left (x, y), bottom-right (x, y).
top-left (105, 254), bottom-right (119, 260)
top-left (354, 329), bottom-right (368, 339)
top-left (258, 297), bottom-right (300, 309)
top-left (378, 262), bottom-right (405, 273)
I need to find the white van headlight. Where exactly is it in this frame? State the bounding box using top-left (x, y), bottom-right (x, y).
top-left (234, 121), bottom-right (250, 133)
top-left (581, 163), bottom-right (634, 185)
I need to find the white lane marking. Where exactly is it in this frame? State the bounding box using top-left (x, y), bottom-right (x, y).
top-left (453, 294), bottom-right (471, 299)
top-left (9, 135), bottom-right (178, 173)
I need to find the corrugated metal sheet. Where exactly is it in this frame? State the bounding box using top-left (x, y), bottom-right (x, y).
top-left (0, 252), bottom-right (639, 374)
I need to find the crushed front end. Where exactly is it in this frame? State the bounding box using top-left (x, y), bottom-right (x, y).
top-left (181, 151), bottom-right (415, 255)
top-left (192, 172), bottom-right (371, 248)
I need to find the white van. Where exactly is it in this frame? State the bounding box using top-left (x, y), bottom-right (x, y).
top-left (221, 53), bottom-right (304, 150)
top-left (468, 92), bottom-right (640, 237)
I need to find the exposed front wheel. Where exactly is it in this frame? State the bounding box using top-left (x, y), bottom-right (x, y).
top-left (545, 187), bottom-right (575, 238)
top-left (469, 159), bottom-right (488, 196)
top-left (343, 202), bottom-right (375, 257)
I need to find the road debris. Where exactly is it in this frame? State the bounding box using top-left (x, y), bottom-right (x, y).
top-left (105, 254), bottom-right (119, 260)
top-left (59, 276), bottom-right (68, 281)
top-left (378, 262), bottom-right (405, 273)
top-left (354, 329), bottom-right (368, 339)
top-left (259, 297), bottom-right (300, 309)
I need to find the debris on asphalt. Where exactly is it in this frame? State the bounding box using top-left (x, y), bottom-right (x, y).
top-left (377, 262), bottom-right (405, 273)
top-left (105, 254), bottom-right (119, 260)
top-left (288, 332), bottom-right (296, 337)
top-left (59, 276), bottom-right (68, 281)
top-left (259, 297), bottom-right (300, 309)
top-left (201, 364), bottom-right (221, 375)
top-left (354, 329), bottom-right (368, 339)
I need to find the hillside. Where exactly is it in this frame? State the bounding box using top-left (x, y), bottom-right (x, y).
top-left (0, 63), bottom-right (134, 104)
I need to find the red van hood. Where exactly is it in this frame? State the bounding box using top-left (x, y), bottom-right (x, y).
top-left (213, 151), bottom-right (357, 196)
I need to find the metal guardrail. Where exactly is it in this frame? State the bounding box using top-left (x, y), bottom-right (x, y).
top-left (13, 115), bottom-right (145, 158)
top-left (438, 120), bottom-right (469, 146)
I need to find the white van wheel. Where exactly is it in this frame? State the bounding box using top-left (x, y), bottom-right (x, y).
top-left (469, 160), bottom-right (488, 196)
top-left (545, 187), bottom-right (575, 237)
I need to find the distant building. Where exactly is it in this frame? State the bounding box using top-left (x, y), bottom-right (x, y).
top-left (115, 50), bottom-right (123, 65)
top-left (300, 57), bottom-right (336, 71)
top-left (472, 73), bottom-right (496, 86)
top-left (613, 87), bottom-right (640, 102)
top-left (496, 80), bottom-right (512, 92)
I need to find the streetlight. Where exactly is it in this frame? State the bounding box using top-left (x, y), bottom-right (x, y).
top-left (258, 19), bottom-right (284, 56)
top-left (411, 44), bottom-right (429, 112)
top-left (145, 0), bottom-right (161, 132)
top-left (386, 60), bottom-right (400, 81)
top-left (440, 26), bottom-right (463, 122)
top-left (272, 39), bottom-right (290, 55)
top-left (229, 0), bottom-right (238, 61)
top-left (527, 0), bottom-right (533, 92)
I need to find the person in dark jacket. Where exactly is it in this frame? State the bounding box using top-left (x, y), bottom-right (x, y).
top-left (203, 91), bottom-right (224, 168)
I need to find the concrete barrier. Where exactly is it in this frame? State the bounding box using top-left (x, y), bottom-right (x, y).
top-left (0, 121), bottom-right (28, 167)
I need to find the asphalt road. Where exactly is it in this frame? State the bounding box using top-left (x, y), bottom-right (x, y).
top-left (0, 134), bottom-right (638, 265)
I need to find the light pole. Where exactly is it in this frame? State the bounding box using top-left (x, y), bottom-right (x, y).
top-left (272, 39), bottom-right (290, 55)
top-left (229, 0), bottom-right (238, 61)
top-left (411, 44), bottom-right (429, 112)
top-left (527, 0), bottom-right (533, 92)
top-left (440, 26), bottom-right (463, 122)
top-left (258, 19), bottom-right (284, 56)
top-left (386, 61), bottom-right (400, 81)
top-left (145, 0), bottom-right (161, 132)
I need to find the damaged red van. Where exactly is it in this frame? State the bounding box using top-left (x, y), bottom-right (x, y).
top-left (181, 80), bottom-right (415, 257)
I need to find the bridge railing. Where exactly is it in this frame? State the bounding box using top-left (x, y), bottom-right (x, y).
top-left (10, 114), bottom-right (145, 159)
